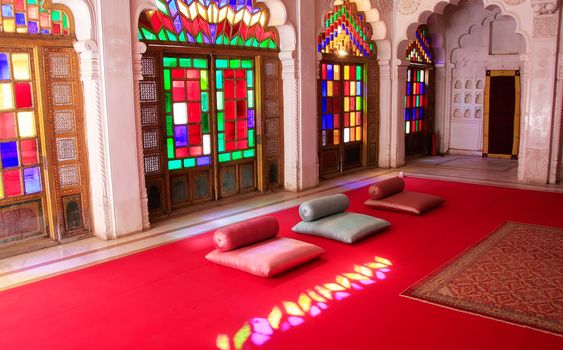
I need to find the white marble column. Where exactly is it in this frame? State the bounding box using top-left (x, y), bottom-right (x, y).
top-left (378, 59), bottom-right (392, 167)
top-left (390, 60), bottom-right (406, 167)
top-left (74, 40), bottom-right (114, 240)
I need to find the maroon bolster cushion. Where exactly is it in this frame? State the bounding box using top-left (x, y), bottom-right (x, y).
top-left (206, 237), bottom-right (325, 277)
top-left (364, 191), bottom-right (444, 215)
top-left (368, 176), bottom-right (405, 200)
top-left (214, 216), bottom-right (279, 252)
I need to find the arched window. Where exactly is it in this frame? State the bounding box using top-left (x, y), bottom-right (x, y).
top-left (138, 0), bottom-right (283, 219)
top-left (0, 1), bottom-right (89, 253)
top-left (404, 25), bottom-right (435, 156)
top-left (317, 0), bottom-right (378, 178)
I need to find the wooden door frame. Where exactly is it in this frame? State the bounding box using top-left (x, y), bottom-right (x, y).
top-left (483, 70), bottom-right (521, 159)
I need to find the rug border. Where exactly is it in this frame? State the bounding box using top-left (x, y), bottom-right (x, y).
top-left (400, 221), bottom-right (563, 337)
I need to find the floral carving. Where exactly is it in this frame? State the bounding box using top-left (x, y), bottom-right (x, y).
top-left (398, 0), bottom-right (420, 15)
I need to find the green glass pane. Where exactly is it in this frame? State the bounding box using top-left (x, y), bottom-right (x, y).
top-left (230, 36), bottom-right (239, 46)
top-left (246, 70), bottom-right (253, 88)
top-left (184, 158), bottom-right (196, 168)
top-left (245, 38), bottom-right (253, 47)
top-left (232, 151), bottom-right (243, 160)
top-left (268, 40), bottom-right (277, 49)
top-left (165, 93), bottom-right (172, 113)
top-left (259, 39), bottom-right (269, 48)
top-left (252, 38), bottom-right (259, 48)
top-left (163, 69), bottom-right (171, 90)
top-left (179, 58), bottom-right (191, 68)
top-left (166, 115), bottom-right (173, 136)
top-left (216, 59), bottom-right (228, 69)
top-left (356, 66), bottom-right (362, 80)
top-left (141, 27), bottom-right (157, 41)
top-left (168, 160), bottom-right (182, 170)
top-left (138, 29), bottom-right (143, 40)
top-left (163, 57), bottom-right (177, 68)
top-left (229, 59), bottom-right (241, 69)
top-left (178, 31), bottom-right (187, 42)
top-left (242, 60), bottom-right (253, 69)
top-left (156, 0), bottom-right (170, 15)
top-left (196, 32), bottom-right (203, 44)
top-left (28, 0), bottom-right (38, 4)
top-left (216, 70), bottom-right (223, 89)
top-left (194, 59), bottom-right (208, 69)
top-left (248, 130), bottom-right (255, 147)
top-left (248, 90), bottom-right (254, 109)
top-left (243, 149), bottom-right (255, 158)
top-left (217, 112), bottom-right (225, 132)
top-left (357, 97), bottom-right (362, 109)
top-left (166, 29), bottom-right (178, 41)
top-left (51, 10), bottom-right (61, 21)
top-left (202, 113), bottom-right (209, 134)
top-left (217, 91), bottom-right (224, 111)
top-left (158, 30), bottom-right (167, 41)
top-left (201, 92), bottom-right (209, 112)
top-left (216, 35), bottom-right (224, 45)
top-left (238, 37), bottom-right (244, 46)
top-left (219, 153), bottom-right (230, 163)
top-left (200, 70), bottom-right (209, 90)
top-left (218, 133), bottom-right (225, 152)
top-left (167, 138), bottom-right (175, 159)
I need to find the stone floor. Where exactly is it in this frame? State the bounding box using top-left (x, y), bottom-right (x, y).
top-left (0, 155), bottom-right (561, 291)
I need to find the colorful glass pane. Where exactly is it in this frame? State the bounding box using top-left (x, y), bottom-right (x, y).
top-left (164, 56), bottom-right (211, 170)
top-left (318, 0), bottom-right (375, 58)
top-left (138, 0), bottom-right (279, 50)
top-left (0, 0), bottom-right (72, 36)
top-left (216, 58), bottom-right (255, 163)
top-left (406, 25), bottom-right (434, 65)
top-left (404, 67), bottom-right (427, 135)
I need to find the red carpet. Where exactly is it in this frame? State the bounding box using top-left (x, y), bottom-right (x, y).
top-left (1, 178), bottom-right (562, 350)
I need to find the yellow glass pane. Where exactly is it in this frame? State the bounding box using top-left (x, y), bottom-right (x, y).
top-left (344, 97), bottom-right (349, 112)
top-left (334, 65), bottom-right (340, 80)
top-left (344, 65), bottom-right (349, 80)
top-left (0, 174), bottom-right (4, 198)
top-left (0, 83), bottom-right (14, 111)
top-left (3, 19), bottom-right (15, 33)
top-left (350, 82), bottom-right (356, 96)
top-left (334, 129), bottom-right (340, 145)
top-left (16, 27), bottom-right (27, 34)
top-left (350, 112), bottom-right (355, 126)
top-left (17, 111), bottom-right (36, 137)
top-left (327, 81), bottom-right (333, 97)
top-left (356, 127), bottom-right (362, 141)
top-left (12, 53), bottom-right (31, 81)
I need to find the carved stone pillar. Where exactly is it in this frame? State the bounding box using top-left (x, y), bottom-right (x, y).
top-left (74, 39), bottom-right (115, 240)
top-left (378, 59), bottom-right (392, 167)
top-left (520, 3), bottom-right (560, 183)
top-left (391, 59), bottom-right (407, 167)
top-left (280, 50), bottom-right (300, 192)
top-left (132, 42), bottom-right (150, 230)
top-left (549, 52), bottom-right (563, 183)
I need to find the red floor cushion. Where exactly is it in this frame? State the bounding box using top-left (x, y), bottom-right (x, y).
top-left (206, 237), bottom-right (325, 277)
top-left (364, 191), bottom-right (444, 215)
top-left (214, 216), bottom-right (278, 252)
top-left (368, 176), bottom-right (405, 199)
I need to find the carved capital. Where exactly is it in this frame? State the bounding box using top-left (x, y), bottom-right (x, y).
top-left (531, 0), bottom-right (559, 15)
top-left (279, 50), bottom-right (297, 80)
top-left (132, 42), bottom-right (147, 81)
top-left (74, 39), bottom-right (100, 81)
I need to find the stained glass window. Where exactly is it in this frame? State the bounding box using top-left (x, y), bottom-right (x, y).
top-left (404, 67), bottom-right (426, 135)
top-left (406, 25), bottom-right (433, 64)
top-left (215, 58), bottom-right (255, 163)
top-left (138, 0), bottom-right (278, 50)
top-left (163, 57), bottom-right (212, 170)
top-left (318, 0), bottom-right (375, 58)
top-left (321, 62), bottom-right (363, 146)
top-left (0, 0), bottom-right (72, 36)
top-left (0, 51), bottom-right (41, 199)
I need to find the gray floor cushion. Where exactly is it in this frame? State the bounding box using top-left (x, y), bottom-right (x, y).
top-left (292, 212), bottom-right (390, 244)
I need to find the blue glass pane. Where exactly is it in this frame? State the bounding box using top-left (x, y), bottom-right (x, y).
top-left (0, 142), bottom-right (19, 168)
top-left (322, 97), bottom-right (327, 113)
top-left (2, 4), bottom-right (13, 18)
top-left (169, 0), bottom-right (178, 16)
top-left (15, 13), bottom-right (25, 26)
top-left (197, 156), bottom-right (210, 167)
top-left (0, 53), bottom-right (10, 80)
top-left (174, 126), bottom-right (188, 147)
top-left (327, 115), bottom-right (334, 130)
top-left (404, 109), bottom-right (409, 120)
top-left (356, 82), bottom-right (361, 95)
top-left (406, 83), bottom-right (411, 95)
top-left (28, 21), bottom-right (39, 34)
top-left (321, 115), bottom-right (327, 130)
top-left (24, 167), bottom-right (41, 194)
top-left (247, 109), bottom-right (254, 128)
top-left (327, 64), bottom-right (333, 81)
top-left (322, 81), bottom-right (327, 97)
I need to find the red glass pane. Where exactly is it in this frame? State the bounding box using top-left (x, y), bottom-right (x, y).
top-left (226, 142), bottom-right (236, 151)
top-left (322, 64), bottom-right (327, 80)
top-left (0, 113), bottom-right (16, 140)
top-left (344, 82), bottom-right (350, 96)
top-left (237, 120), bottom-right (247, 139)
top-left (224, 80), bottom-right (235, 99)
top-left (186, 70), bottom-right (199, 79)
top-left (236, 81), bottom-right (246, 99)
top-left (172, 81), bottom-right (185, 102)
top-left (235, 70), bottom-right (245, 78)
top-left (333, 82), bottom-right (340, 96)
top-left (334, 114), bottom-right (340, 128)
top-left (350, 98), bottom-right (355, 111)
top-left (175, 147), bottom-right (189, 158)
top-left (52, 23), bottom-right (61, 35)
top-left (236, 100), bottom-right (246, 118)
top-left (150, 12), bottom-right (163, 31)
top-left (188, 103), bottom-right (201, 122)
top-left (188, 124), bottom-right (201, 145)
top-left (15, 83), bottom-right (33, 109)
top-left (186, 81), bottom-right (200, 101)
top-left (15, 0), bottom-right (25, 11)
top-left (171, 69), bottom-right (185, 79)
top-left (20, 139), bottom-right (38, 165)
top-left (224, 70), bottom-right (235, 78)
top-left (225, 101), bottom-right (236, 120)
top-left (327, 97), bottom-right (333, 113)
top-left (349, 66), bottom-right (356, 79)
top-left (4, 169), bottom-right (22, 197)
top-left (333, 98), bottom-right (341, 113)
top-left (190, 146), bottom-right (202, 156)
top-left (344, 113), bottom-right (350, 127)
top-left (237, 140), bottom-right (248, 150)
top-left (225, 121), bottom-right (235, 141)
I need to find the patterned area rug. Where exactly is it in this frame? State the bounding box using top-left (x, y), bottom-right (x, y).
top-left (403, 222), bottom-right (563, 336)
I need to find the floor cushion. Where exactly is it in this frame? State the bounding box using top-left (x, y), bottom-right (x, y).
top-left (214, 216), bottom-right (278, 252)
top-left (206, 237), bottom-right (325, 277)
top-left (299, 193), bottom-right (349, 222)
top-left (364, 191), bottom-right (444, 215)
top-left (368, 177), bottom-right (405, 199)
top-left (292, 212), bottom-right (390, 244)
